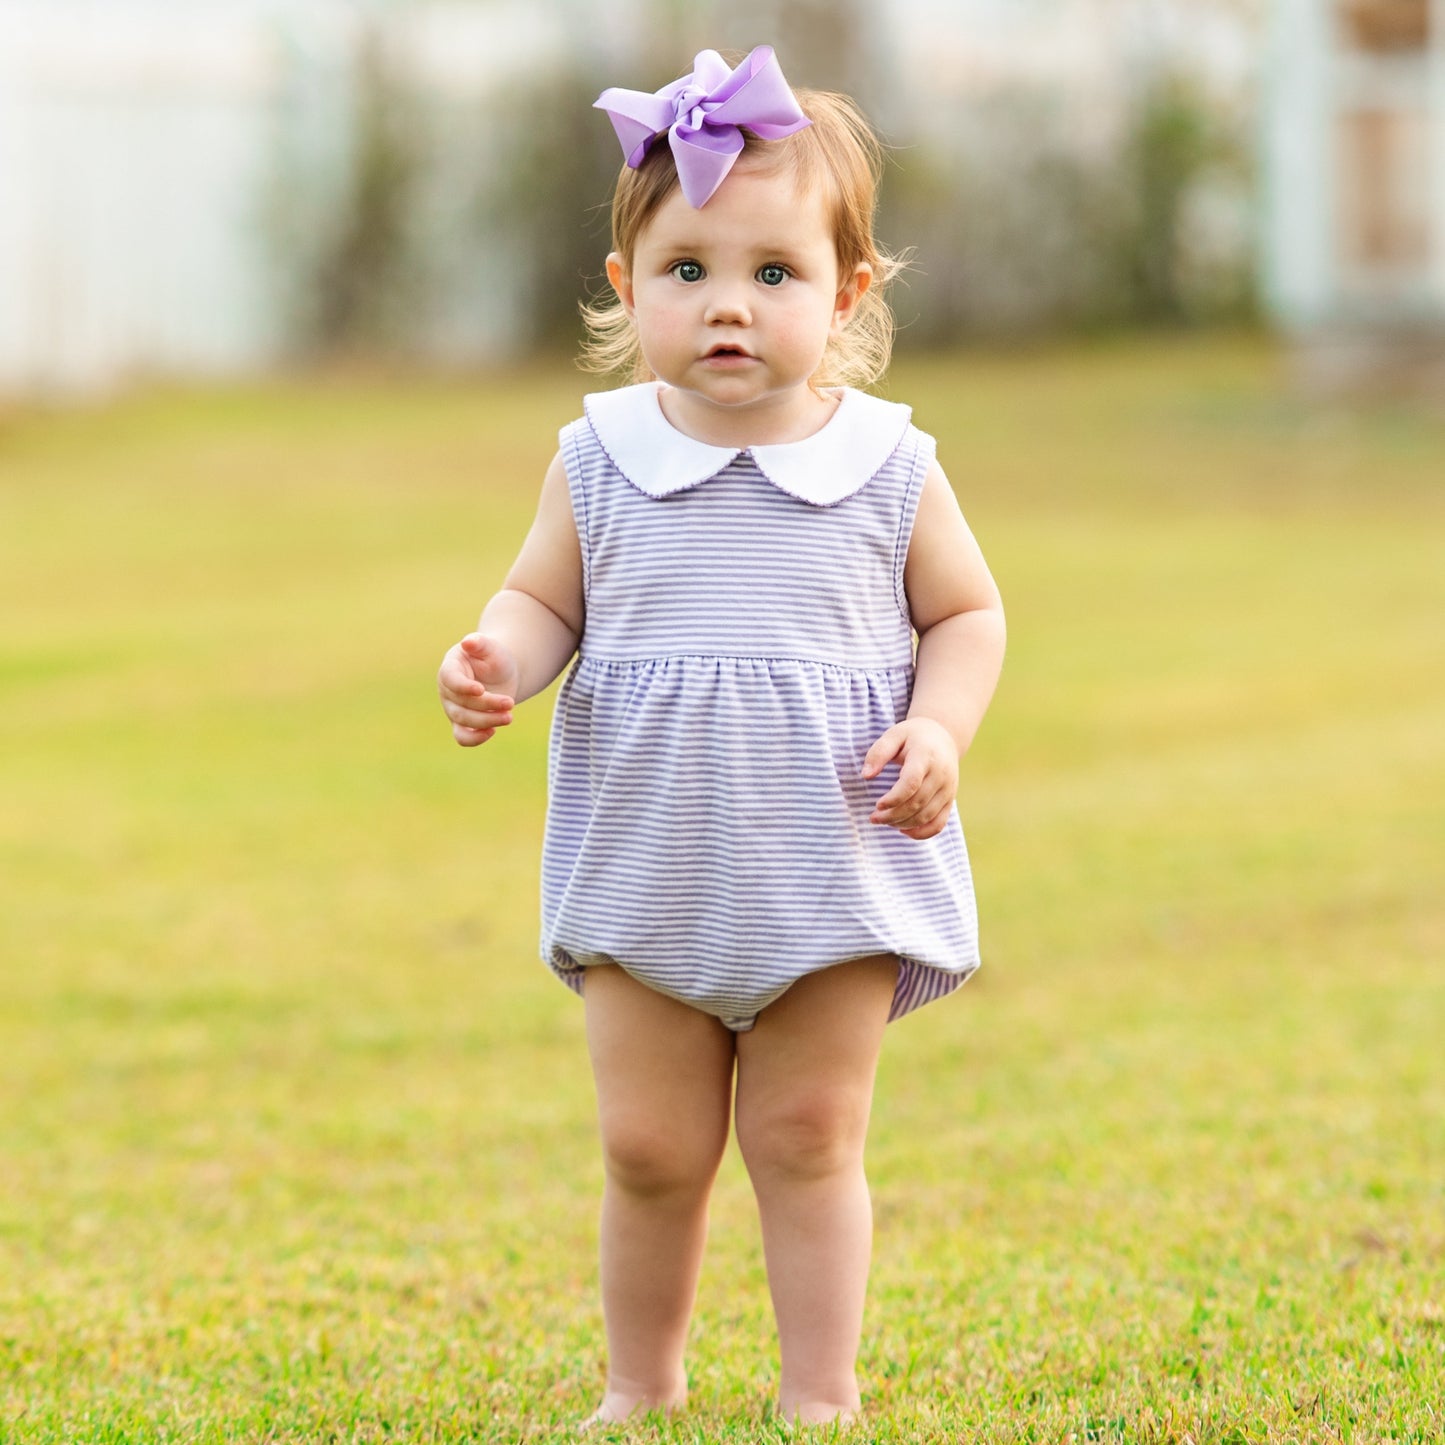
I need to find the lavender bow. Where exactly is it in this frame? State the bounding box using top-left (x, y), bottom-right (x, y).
top-left (594, 46), bottom-right (812, 209)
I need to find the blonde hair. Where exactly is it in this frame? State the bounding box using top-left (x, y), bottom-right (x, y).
top-left (580, 87), bottom-right (904, 390)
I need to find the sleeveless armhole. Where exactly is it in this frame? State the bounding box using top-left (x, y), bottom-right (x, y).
top-left (892, 428), bottom-right (937, 631)
top-left (559, 419), bottom-right (592, 607)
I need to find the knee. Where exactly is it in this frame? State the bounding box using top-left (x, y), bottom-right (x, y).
top-left (600, 1115), bottom-right (725, 1201)
top-left (737, 1091), bottom-right (870, 1187)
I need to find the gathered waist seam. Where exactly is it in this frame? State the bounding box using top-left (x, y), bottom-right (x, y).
top-left (575, 649), bottom-right (914, 675)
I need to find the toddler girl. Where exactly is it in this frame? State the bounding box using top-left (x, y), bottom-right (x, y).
top-left (437, 46), bottom-right (1005, 1428)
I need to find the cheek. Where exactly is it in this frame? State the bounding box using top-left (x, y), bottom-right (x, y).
top-left (630, 297), bottom-right (693, 372)
top-left (633, 297), bottom-right (685, 345)
top-left (782, 294), bottom-right (841, 349)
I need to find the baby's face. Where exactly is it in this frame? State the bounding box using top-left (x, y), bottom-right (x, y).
top-left (607, 160), bottom-right (871, 446)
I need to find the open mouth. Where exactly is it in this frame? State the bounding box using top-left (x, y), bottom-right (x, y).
top-left (705, 345), bottom-right (753, 360)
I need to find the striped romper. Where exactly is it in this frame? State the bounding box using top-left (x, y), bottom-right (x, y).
top-left (540, 381), bottom-right (980, 1031)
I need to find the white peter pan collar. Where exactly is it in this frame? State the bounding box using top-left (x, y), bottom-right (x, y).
top-left (582, 382), bottom-right (912, 507)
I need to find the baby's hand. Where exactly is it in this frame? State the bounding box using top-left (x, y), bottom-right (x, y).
top-left (861, 718), bottom-right (959, 840)
top-left (438, 634), bottom-right (519, 747)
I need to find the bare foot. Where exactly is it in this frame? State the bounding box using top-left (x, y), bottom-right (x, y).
top-left (578, 1389), bottom-right (686, 1433)
top-left (778, 1400), bottom-right (860, 1429)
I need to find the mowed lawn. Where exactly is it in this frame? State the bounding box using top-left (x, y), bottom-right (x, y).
top-left (1, 335), bottom-right (1441, 1443)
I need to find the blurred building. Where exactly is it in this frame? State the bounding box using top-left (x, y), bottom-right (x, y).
top-left (1262, 0), bottom-right (1445, 379)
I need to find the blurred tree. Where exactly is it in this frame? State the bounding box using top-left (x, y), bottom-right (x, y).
top-left (336, 32), bottom-right (420, 350)
top-left (880, 67), bottom-right (1255, 344)
top-left (276, 21), bottom-right (428, 358)
top-left (478, 61), bottom-right (622, 351)
top-left (1115, 70), bottom-right (1253, 326)
top-left (641, 0), bottom-right (872, 101)
top-left (756, 0), bottom-right (871, 104)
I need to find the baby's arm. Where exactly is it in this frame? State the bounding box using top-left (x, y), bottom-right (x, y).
top-left (437, 451), bottom-right (584, 747)
top-left (862, 459), bottom-right (1006, 838)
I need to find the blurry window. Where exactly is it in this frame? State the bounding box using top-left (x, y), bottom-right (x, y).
top-left (1336, 106), bottom-right (1432, 270)
top-left (1339, 0), bottom-right (1430, 52)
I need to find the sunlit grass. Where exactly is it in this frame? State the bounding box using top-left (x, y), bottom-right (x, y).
top-left (2, 336), bottom-right (1442, 1442)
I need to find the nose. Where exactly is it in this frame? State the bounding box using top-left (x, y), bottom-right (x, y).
top-left (704, 280), bottom-right (751, 326)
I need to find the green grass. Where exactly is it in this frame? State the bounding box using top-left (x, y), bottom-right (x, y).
top-left (1, 336), bottom-right (1442, 1443)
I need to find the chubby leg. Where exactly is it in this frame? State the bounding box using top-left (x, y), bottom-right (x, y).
top-left (734, 955), bottom-right (898, 1426)
top-left (584, 964), bottom-right (736, 1424)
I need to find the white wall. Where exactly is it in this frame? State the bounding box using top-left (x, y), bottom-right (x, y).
top-left (0, 0), bottom-right (564, 397)
top-left (1260, 0), bottom-right (1334, 330)
top-left (1433, 0), bottom-right (1445, 307)
top-left (0, 4), bottom-right (300, 394)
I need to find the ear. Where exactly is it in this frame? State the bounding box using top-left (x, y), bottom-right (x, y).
top-left (831, 262), bottom-right (873, 335)
top-left (606, 253), bottom-right (636, 319)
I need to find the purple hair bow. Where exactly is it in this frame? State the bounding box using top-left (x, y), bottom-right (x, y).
top-left (594, 46), bottom-right (812, 209)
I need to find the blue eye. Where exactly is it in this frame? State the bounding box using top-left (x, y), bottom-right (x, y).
top-left (673, 261), bottom-right (704, 283)
top-left (758, 264), bottom-right (788, 287)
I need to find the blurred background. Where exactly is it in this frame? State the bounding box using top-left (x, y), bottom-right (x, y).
top-left (0, 0), bottom-right (1441, 396)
